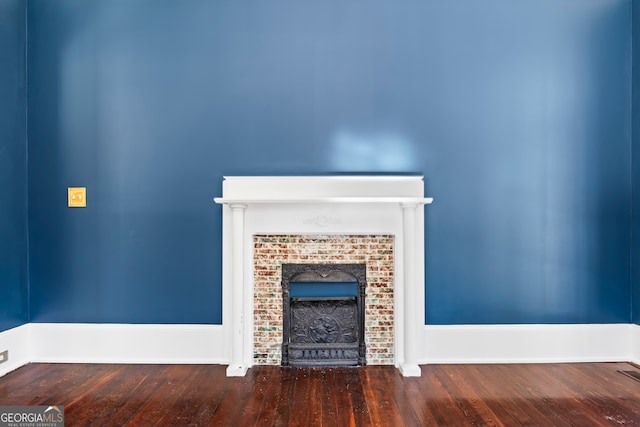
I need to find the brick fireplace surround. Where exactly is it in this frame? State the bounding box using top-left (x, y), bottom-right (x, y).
top-left (254, 234), bottom-right (395, 366)
top-left (214, 176), bottom-right (432, 377)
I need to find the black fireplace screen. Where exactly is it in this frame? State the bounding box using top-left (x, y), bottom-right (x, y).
top-left (281, 263), bottom-right (366, 367)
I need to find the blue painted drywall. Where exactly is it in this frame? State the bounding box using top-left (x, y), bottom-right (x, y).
top-left (27, 0), bottom-right (632, 325)
top-left (633, 0), bottom-right (637, 325)
top-left (0, 0), bottom-right (28, 332)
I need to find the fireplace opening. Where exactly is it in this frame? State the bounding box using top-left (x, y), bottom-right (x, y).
top-left (281, 263), bottom-right (366, 367)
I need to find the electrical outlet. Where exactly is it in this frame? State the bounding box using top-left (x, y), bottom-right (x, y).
top-left (0, 350), bottom-right (7, 364)
top-left (68, 187), bottom-right (86, 207)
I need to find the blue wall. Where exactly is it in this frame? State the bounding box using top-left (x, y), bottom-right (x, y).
top-left (0, 0), bottom-right (28, 332)
top-left (633, 0), bottom-right (640, 326)
top-left (27, 0), bottom-right (632, 325)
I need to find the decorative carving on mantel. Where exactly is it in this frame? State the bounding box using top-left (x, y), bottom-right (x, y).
top-left (302, 215), bottom-right (343, 228)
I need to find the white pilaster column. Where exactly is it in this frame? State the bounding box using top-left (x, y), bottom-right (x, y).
top-left (227, 203), bottom-right (248, 376)
top-left (400, 203), bottom-right (421, 376)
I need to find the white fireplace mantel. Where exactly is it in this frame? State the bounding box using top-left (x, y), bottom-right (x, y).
top-left (214, 176), bottom-right (432, 377)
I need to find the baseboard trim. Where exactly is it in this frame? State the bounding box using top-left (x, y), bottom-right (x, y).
top-left (0, 324), bottom-right (30, 377)
top-left (29, 323), bottom-right (228, 365)
top-left (418, 324), bottom-right (634, 364)
top-left (226, 363), bottom-right (249, 377)
top-left (3, 322), bottom-right (639, 378)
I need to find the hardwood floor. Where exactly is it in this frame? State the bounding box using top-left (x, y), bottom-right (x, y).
top-left (1, 362), bottom-right (639, 426)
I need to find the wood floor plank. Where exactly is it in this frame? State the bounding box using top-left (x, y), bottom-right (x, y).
top-left (326, 366), bottom-right (357, 426)
top-left (165, 365), bottom-right (226, 425)
top-left (432, 365), bottom-right (505, 427)
top-left (1, 362), bottom-right (640, 426)
top-left (361, 366), bottom-right (409, 425)
top-left (462, 365), bottom-right (549, 426)
top-left (549, 363), bottom-right (640, 424)
top-left (420, 365), bottom-right (472, 425)
top-left (495, 363), bottom-right (605, 426)
top-left (199, 372), bottom-right (252, 426)
top-left (272, 367), bottom-right (295, 426)
top-left (400, 368), bottom-right (440, 425)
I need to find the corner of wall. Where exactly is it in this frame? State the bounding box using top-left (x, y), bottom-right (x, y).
top-left (632, 0), bottom-right (640, 328)
top-left (631, 324), bottom-right (640, 365)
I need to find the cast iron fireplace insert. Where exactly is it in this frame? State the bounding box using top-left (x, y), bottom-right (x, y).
top-left (281, 263), bottom-right (366, 367)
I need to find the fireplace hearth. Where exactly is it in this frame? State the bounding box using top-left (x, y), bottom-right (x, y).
top-left (281, 263), bottom-right (366, 367)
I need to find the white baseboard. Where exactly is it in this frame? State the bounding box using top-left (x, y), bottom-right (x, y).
top-left (0, 324), bottom-right (30, 377)
top-left (3, 322), bottom-right (639, 378)
top-left (29, 323), bottom-right (229, 365)
top-left (418, 324), bottom-right (634, 364)
top-left (631, 324), bottom-right (640, 365)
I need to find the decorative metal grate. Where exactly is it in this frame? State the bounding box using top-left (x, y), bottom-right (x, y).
top-left (618, 370), bottom-right (640, 383)
top-left (281, 264), bottom-right (366, 367)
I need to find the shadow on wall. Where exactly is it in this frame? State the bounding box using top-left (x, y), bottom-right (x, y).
top-left (589, 3), bottom-right (631, 322)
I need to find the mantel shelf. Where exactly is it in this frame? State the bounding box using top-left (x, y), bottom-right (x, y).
top-left (214, 197), bottom-right (433, 205)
